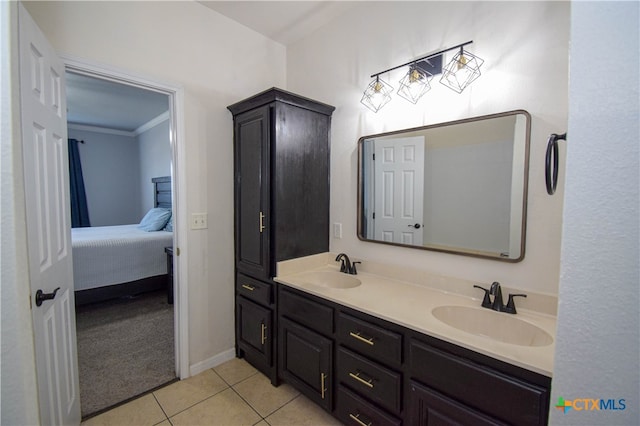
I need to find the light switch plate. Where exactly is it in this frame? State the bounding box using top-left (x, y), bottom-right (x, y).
top-left (333, 223), bottom-right (342, 239)
top-left (191, 213), bottom-right (208, 230)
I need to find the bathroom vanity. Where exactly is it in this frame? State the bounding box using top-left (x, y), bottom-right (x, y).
top-left (274, 254), bottom-right (555, 426)
top-left (228, 90), bottom-right (553, 424)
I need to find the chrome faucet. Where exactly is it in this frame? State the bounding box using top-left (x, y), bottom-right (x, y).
top-left (474, 282), bottom-right (527, 314)
top-left (335, 253), bottom-right (360, 275)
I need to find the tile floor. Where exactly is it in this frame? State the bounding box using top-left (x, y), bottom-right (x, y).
top-left (81, 358), bottom-right (343, 426)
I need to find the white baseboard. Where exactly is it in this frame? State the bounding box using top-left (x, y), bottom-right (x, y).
top-left (189, 348), bottom-right (236, 377)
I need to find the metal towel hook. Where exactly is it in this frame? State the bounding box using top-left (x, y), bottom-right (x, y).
top-left (545, 132), bottom-right (567, 195)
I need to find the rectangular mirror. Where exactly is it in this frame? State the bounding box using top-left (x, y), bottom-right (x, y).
top-left (358, 110), bottom-right (530, 262)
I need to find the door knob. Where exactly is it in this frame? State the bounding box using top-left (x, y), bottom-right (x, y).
top-left (35, 287), bottom-right (60, 307)
top-left (408, 223), bottom-right (421, 229)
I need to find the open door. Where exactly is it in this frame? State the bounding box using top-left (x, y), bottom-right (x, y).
top-left (18, 3), bottom-right (81, 424)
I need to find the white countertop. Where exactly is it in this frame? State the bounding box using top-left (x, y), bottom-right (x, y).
top-left (275, 253), bottom-right (556, 377)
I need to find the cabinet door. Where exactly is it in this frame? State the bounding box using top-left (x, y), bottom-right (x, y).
top-left (234, 106), bottom-right (271, 279)
top-left (279, 317), bottom-right (333, 411)
top-left (408, 380), bottom-right (507, 426)
top-left (236, 296), bottom-right (272, 365)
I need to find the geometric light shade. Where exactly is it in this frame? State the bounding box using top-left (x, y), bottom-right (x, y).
top-left (397, 65), bottom-right (433, 104)
top-left (439, 48), bottom-right (484, 93)
top-left (360, 76), bottom-right (394, 112)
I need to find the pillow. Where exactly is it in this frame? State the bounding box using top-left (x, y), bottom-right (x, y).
top-left (138, 208), bottom-right (171, 232)
top-left (163, 215), bottom-right (173, 232)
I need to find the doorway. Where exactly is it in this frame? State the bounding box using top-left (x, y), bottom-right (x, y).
top-left (63, 62), bottom-right (186, 418)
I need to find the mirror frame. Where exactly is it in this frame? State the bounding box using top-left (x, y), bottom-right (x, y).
top-left (357, 110), bottom-right (531, 262)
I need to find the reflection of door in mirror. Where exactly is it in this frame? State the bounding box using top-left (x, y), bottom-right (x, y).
top-left (358, 110), bottom-right (531, 262)
top-left (365, 137), bottom-right (425, 245)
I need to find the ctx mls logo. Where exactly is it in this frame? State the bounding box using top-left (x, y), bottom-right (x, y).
top-left (555, 396), bottom-right (626, 413)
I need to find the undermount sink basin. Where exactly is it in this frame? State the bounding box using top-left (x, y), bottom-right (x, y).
top-left (295, 271), bottom-right (362, 289)
top-left (431, 305), bottom-right (553, 347)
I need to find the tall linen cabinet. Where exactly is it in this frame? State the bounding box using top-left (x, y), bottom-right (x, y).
top-left (228, 88), bottom-right (335, 383)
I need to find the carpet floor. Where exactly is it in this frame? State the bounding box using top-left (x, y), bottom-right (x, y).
top-left (76, 290), bottom-right (175, 419)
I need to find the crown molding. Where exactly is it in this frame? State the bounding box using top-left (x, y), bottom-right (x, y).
top-left (67, 123), bottom-right (135, 137)
top-left (134, 111), bottom-right (170, 136)
top-left (67, 111), bottom-right (169, 138)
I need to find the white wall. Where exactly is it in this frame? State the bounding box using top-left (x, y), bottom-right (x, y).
top-left (138, 117), bottom-right (171, 216)
top-left (23, 0), bottom-right (286, 370)
top-left (287, 1), bottom-right (569, 296)
top-left (551, 2), bottom-right (639, 424)
top-left (67, 128), bottom-right (142, 226)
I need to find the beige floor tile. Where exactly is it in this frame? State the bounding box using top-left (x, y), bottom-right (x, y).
top-left (81, 394), bottom-right (166, 426)
top-left (153, 369), bottom-right (228, 417)
top-left (265, 395), bottom-right (343, 426)
top-left (170, 388), bottom-right (262, 426)
top-left (233, 372), bottom-right (300, 417)
top-left (153, 421), bottom-right (171, 426)
top-left (214, 357), bottom-right (258, 385)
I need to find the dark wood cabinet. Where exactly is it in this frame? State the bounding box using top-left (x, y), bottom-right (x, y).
top-left (233, 107), bottom-right (271, 280)
top-left (229, 88), bottom-right (334, 280)
top-left (164, 247), bottom-right (173, 304)
top-left (407, 335), bottom-right (550, 426)
top-left (407, 380), bottom-right (508, 426)
top-left (236, 295), bottom-right (272, 366)
top-left (275, 283), bottom-right (551, 426)
top-left (336, 386), bottom-right (402, 426)
top-left (279, 316), bottom-right (333, 411)
top-left (229, 88), bottom-right (334, 385)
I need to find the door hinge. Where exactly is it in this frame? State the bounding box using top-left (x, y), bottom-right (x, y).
top-left (373, 153), bottom-right (375, 160)
top-left (176, 247), bottom-right (180, 256)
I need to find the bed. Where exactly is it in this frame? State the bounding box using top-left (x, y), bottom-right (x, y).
top-left (73, 176), bottom-right (173, 305)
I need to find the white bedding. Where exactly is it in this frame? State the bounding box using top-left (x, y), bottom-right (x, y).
top-left (72, 224), bottom-right (173, 291)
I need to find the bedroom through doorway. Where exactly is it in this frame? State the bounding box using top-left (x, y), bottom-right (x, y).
top-left (65, 69), bottom-right (179, 419)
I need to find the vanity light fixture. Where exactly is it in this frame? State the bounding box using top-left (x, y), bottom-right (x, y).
top-left (360, 75), bottom-right (394, 113)
top-left (440, 46), bottom-right (484, 94)
top-left (361, 40), bottom-right (483, 112)
top-left (397, 63), bottom-right (433, 104)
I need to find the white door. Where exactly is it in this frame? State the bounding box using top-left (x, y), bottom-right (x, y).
top-left (373, 136), bottom-right (425, 245)
top-left (19, 4), bottom-right (81, 425)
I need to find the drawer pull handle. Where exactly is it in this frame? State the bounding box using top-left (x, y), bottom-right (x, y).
top-left (349, 331), bottom-right (374, 346)
top-left (349, 413), bottom-right (372, 426)
top-left (241, 284), bottom-right (255, 291)
top-left (321, 373), bottom-right (328, 399)
top-left (261, 323), bottom-right (267, 345)
top-left (349, 371), bottom-right (374, 388)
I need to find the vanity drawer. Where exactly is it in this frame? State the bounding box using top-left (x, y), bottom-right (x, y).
top-left (236, 273), bottom-right (272, 306)
top-left (279, 287), bottom-right (333, 336)
top-left (409, 339), bottom-right (548, 426)
top-left (336, 386), bottom-right (401, 426)
top-left (337, 347), bottom-right (402, 415)
top-left (337, 312), bottom-right (402, 366)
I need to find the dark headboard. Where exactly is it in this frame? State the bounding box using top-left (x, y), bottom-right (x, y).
top-left (152, 176), bottom-right (172, 209)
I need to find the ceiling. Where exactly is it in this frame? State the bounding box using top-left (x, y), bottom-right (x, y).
top-left (198, 1), bottom-right (360, 46)
top-left (66, 72), bottom-right (169, 132)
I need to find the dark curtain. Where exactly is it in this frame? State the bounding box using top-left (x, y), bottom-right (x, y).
top-left (68, 138), bottom-right (90, 227)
